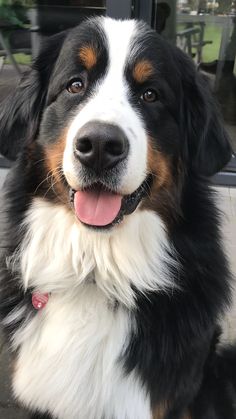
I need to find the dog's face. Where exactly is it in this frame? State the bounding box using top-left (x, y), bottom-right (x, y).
top-left (44, 19), bottom-right (157, 228)
top-left (0, 17), bottom-right (232, 230)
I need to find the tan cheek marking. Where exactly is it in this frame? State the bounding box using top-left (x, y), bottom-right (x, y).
top-left (141, 138), bottom-right (175, 227)
top-left (133, 60), bottom-right (154, 83)
top-left (79, 45), bottom-right (97, 70)
top-left (153, 405), bottom-right (191, 419)
top-left (45, 136), bottom-right (68, 201)
top-left (147, 139), bottom-right (172, 190)
top-left (46, 136), bottom-right (66, 176)
top-left (152, 403), bottom-right (168, 419)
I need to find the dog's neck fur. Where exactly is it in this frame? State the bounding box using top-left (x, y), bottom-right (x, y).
top-left (8, 198), bottom-right (176, 308)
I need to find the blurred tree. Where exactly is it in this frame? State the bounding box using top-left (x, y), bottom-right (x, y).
top-left (216, 0), bottom-right (232, 14)
top-left (0, 0), bottom-right (27, 26)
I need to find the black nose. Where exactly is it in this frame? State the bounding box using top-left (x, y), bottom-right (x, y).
top-left (74, 121), bottom-right (129, 173)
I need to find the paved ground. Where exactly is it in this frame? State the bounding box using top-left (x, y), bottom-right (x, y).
top-left (0, 337), bottom-right (28, 418)
top-left (218, 187), bottom-right (236, 343)
top-left (0, 64), bottom-right (22, 101)
top-left (0, 169), bottom-right (8, 189)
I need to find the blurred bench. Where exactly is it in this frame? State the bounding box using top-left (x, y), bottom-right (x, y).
top-left (176, 22), bottom-right (212, 63)
top-left (0, 22), bottom-right (31, 75)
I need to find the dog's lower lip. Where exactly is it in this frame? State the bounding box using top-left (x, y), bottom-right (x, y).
top-left (69, 175), bottom-right (153, 229)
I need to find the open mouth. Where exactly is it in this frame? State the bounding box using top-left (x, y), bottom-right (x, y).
top-left (69, 175), bottom-right (153, 229)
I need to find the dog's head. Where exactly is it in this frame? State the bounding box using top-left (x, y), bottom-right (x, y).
top-left (0, 17), bottom-right (232, 229)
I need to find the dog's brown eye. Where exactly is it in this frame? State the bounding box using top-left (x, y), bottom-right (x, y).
top-left (67, 79), bottom-right (84, 94)
top-left (141, 89), bottom-right (158, 103)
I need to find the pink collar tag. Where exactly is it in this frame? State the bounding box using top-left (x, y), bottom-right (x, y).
top-left (32, 293), bottom-right (49, 310)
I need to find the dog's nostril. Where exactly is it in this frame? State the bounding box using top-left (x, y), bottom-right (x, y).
top-left (76, 138), bottom-right (92, 154)
top-left (105, 140), bottom-right (124, 156)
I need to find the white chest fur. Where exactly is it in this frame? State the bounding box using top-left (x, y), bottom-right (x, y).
top-left (7, 199), bottom-right (175, 419)
top-left (13, 285), bottom-right (151, 419)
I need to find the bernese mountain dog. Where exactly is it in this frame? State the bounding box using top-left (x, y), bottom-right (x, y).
top-left (0, 16), bottom-right (235, 419)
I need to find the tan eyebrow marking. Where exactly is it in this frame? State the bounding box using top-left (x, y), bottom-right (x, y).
top-left (133, 60), bottom-right (154, 83)
top-left (79, 45), bottom-right (97, 70)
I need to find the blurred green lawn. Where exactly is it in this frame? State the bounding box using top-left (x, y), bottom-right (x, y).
top-left (202, 25), bottom-right (222, 62)
top-left (5, 52), bottom-right (31, 65)
top-left (177, 23), bottom-right (222, 62)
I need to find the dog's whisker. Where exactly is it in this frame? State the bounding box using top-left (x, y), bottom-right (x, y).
top-left (33, 170), bottom-right (55, 195)
top-left (32, 153), bottom-right (64, 167)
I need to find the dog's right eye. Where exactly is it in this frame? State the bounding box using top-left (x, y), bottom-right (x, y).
top-left (141, 88), bottom-right (158, 103)
top-left (67, 79), bottom-right (84, 94)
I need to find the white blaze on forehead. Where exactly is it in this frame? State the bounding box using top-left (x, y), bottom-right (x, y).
top-left (104, 18), bottom-right (136, 73)
top-left (64, 17), bottom-right (148, 194)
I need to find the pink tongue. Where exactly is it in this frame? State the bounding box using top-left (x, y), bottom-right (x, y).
top-left (74, 189), bottom-right (122, 226)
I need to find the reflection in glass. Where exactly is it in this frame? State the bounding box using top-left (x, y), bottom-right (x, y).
top-left (174, 0), bottom-right (236, 157)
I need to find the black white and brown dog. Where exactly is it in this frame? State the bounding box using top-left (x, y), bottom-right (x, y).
top-left (0, 16), bottom-right (235, 419)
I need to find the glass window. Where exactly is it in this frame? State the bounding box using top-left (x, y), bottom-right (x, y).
top-left (0, 1), bottom-right (106, 103)
top-left (176, 1), bottom-right (236, 160)
top-left (149, 0), bottom-right (236, 172)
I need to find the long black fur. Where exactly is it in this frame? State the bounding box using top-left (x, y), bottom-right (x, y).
top-left (0, 18), bottom-right (235, 419)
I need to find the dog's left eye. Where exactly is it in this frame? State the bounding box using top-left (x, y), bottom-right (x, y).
top-left (141, 89), bottom-right (158, 103)
top-left (67, 79), bottom-right (84, 94)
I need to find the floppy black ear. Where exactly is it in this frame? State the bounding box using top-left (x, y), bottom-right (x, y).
top-left (178, 52), bottom-right (232, 176)
top-left (0, 31), bottom-right (66, 161)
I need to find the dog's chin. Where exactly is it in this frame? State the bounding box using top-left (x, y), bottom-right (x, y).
top-left (69, 175), bottom-right (153, 231)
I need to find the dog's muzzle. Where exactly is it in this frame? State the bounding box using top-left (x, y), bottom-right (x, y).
top-left (69, 121), bottom-right (152, 229)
